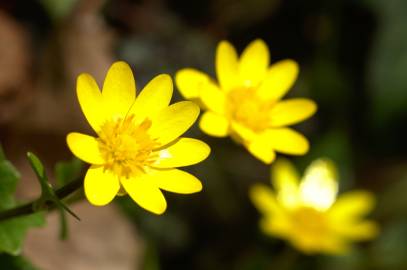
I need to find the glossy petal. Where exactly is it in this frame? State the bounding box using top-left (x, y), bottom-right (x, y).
top-left (84, 166), bottom-right (120, 206)
top-left (328, 191), bottom-right (376, 222)
top-left (216, 41), bottom-right (239, 91)
top-left (149, 168), bottom-right (202, 194)
top-left (269, 98), bottom-right (317, 127)
top-left (66, 132), bottom-right (104, 164)
top-left (150, 101), bottom-right (200, 146)
top-left (153, 138), bottom-right (210, 168)
top-left (299, 159), bottom-right (338, 211)
top-left (129, 74), bottom-right (173, 122)
top-left (239, 39), bottom-right (269, 87)
top-left (271, 159), bottom-right (300, 208)
top-left (250, 184), bottom-right (280, 215)
top-left (102, 61), bottom-right (136, 117)
top-left (263, 128), bottom-right (309, 155)
top-left (121, 175), bottom-right (167, 214)
top-left (76, 73), bottom-right (108, 132)
top-left (200, 82), bottom-right (226, 114)
top-left (247, 139), bottom-right (276, 164)
top-left (199, 112), bottom-right (229, 137)
top-left (175, 68), bottom-right (211, 99)
top-left (258, 60), bottom-right (299, 101)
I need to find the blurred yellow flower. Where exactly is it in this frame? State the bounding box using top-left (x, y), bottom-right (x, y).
top-left (176, 39), bottom-right (316, 163)
top-left (250, 158), bottom-right (379, 254)
top-left (67, 61), bottom-right (210, 214)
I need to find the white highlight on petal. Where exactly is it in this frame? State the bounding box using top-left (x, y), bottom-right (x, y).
top-left (299, 159), bottom-right (338, 211)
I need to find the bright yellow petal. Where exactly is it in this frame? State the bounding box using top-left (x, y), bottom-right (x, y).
top-left (150, 101), bottom-right (199, 146)
top-left (328, 191), bottom-right (376, 222)
top-left (257, 60), bottom-right (299, 101)
top-left (263, 128), bottom-right (309, 155)
top-left (129, 74), bottom-right (173, 122)
top-left (148, 168), bottom-right (202, 194)
top-left (239, 39), bottom-right (269, 87)
top-left (84, 166), bottom-right (120, 206)
top-left (247, 139), bottom-right (276, 164)
top-left (152, 138), bottom-right (210, 168)
top-left (230, 121), bottom-right (256, 142)
top-left (175, 68), bottom-right (211, 100)
top-left (271, 159), bottom-right (300, 208)
top-left (66, 132), bottom-right (104, 164)
top-left (199, 112), bottom-right (229, 137)
top-left (76, 73), bottom-right (108, 132)
top-left (299, 159), bottom-right (338, 211)
top-left (102, 61), bottom-right (136, 117)
top-left (249, 184), bottom-right (280, 215)
top-left (121, 175), bottom-right (167, 214)
top-left (269, 98), bottom-right (317, 127)
top-left (216, 41), bottom-right (239, 91)
top-left (200, 82), bottom-right (226, 114)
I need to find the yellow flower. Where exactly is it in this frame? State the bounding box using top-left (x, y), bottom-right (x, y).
top-left (176, 39), bottom-right (316, 164)
top-left (250, 158), bottom-right (379, 254)
top-left (66, 61), bottom-right (210, 214)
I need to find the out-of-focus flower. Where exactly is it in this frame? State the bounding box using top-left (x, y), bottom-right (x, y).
top-left (250, 158), bottom-right (378, 254)
top-left (176, 39), bottom-right (316, 164)
top-left (67, 61), bottom-right (210, 214)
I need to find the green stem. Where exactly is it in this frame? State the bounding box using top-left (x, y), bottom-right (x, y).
top-left (0, 178), bottom-right (83, 222)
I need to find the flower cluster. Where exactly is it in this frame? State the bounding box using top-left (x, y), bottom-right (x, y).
top-left (66, 39), bottom-right (378, 255)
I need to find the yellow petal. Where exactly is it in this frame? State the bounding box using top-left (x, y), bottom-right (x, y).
top-left (230, 121), bottom-right (256, 142)
top-left (247, 139), bottom-right (276, 164)
top-left (84, 166), bottom-right (120, 206)
top-left (66, 132), bottom-right (104, 164)
top-left (150, 101), bottom-right (199, 146)
top-left (216, 41), bottom-right (239, 91)
top-left (332, 221), bottom-right (379, 240)
top-left (257, 60), bottom-right (299, 101)
top-left (269, 98), bottom-right (317, 127)
top-left (329, 191), bottom-right (376, 222)
top-left (200, 82), bottom-right (225, 114)
top-left (102, 61), bottom-right (136, 117)
top-left (199, 112), bottom-right (229, 137)
top-left (299, 159), bottom-right (338, 211)
top-left (153, 138), bottom-right (210, 168)
top-left (239, 39), bottom-right (269, 87)
top-left (263, 128), bottom-right (309, 155)
top-left (76, 73), bottom-right (108, 132)
top-left (148, 168), bottom-right (202, 194)
top-left (121, 175), bottom-right (167, 214)
top-left (175, 68), bottom-right (211, 99)
top-left (260, 216), bottom-right (291, 238)
top-left (129, 74), bottom-right (173, 122)
top-left (271, 159), bottom-right (300, 208)
top-left (249, 184), bottom-right (280, 215)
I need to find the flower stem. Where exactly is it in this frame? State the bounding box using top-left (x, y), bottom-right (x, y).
top-left (0, 178), bottom-right (83, 222)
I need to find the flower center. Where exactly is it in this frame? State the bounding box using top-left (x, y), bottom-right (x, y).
top-left (291, 207), bottom-right (327, 237)
top-left (225, 87), bottom-right (274, 132)
top-left (97, 115), bottom-right (159, 178)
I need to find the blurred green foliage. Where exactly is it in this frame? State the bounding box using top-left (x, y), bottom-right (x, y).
top-left (0, 147), bottom-right (44, 255)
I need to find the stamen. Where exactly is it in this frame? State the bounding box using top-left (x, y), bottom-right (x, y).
top-left (97, 115), bottom-right (159, 178)
top-left (226, 87), bottom-right (274, 132)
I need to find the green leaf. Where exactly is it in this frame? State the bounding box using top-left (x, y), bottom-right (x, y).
top-left (0, 253), bottom-right (40, 270)
top-left (0, 151), bottom-right (45, 255)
